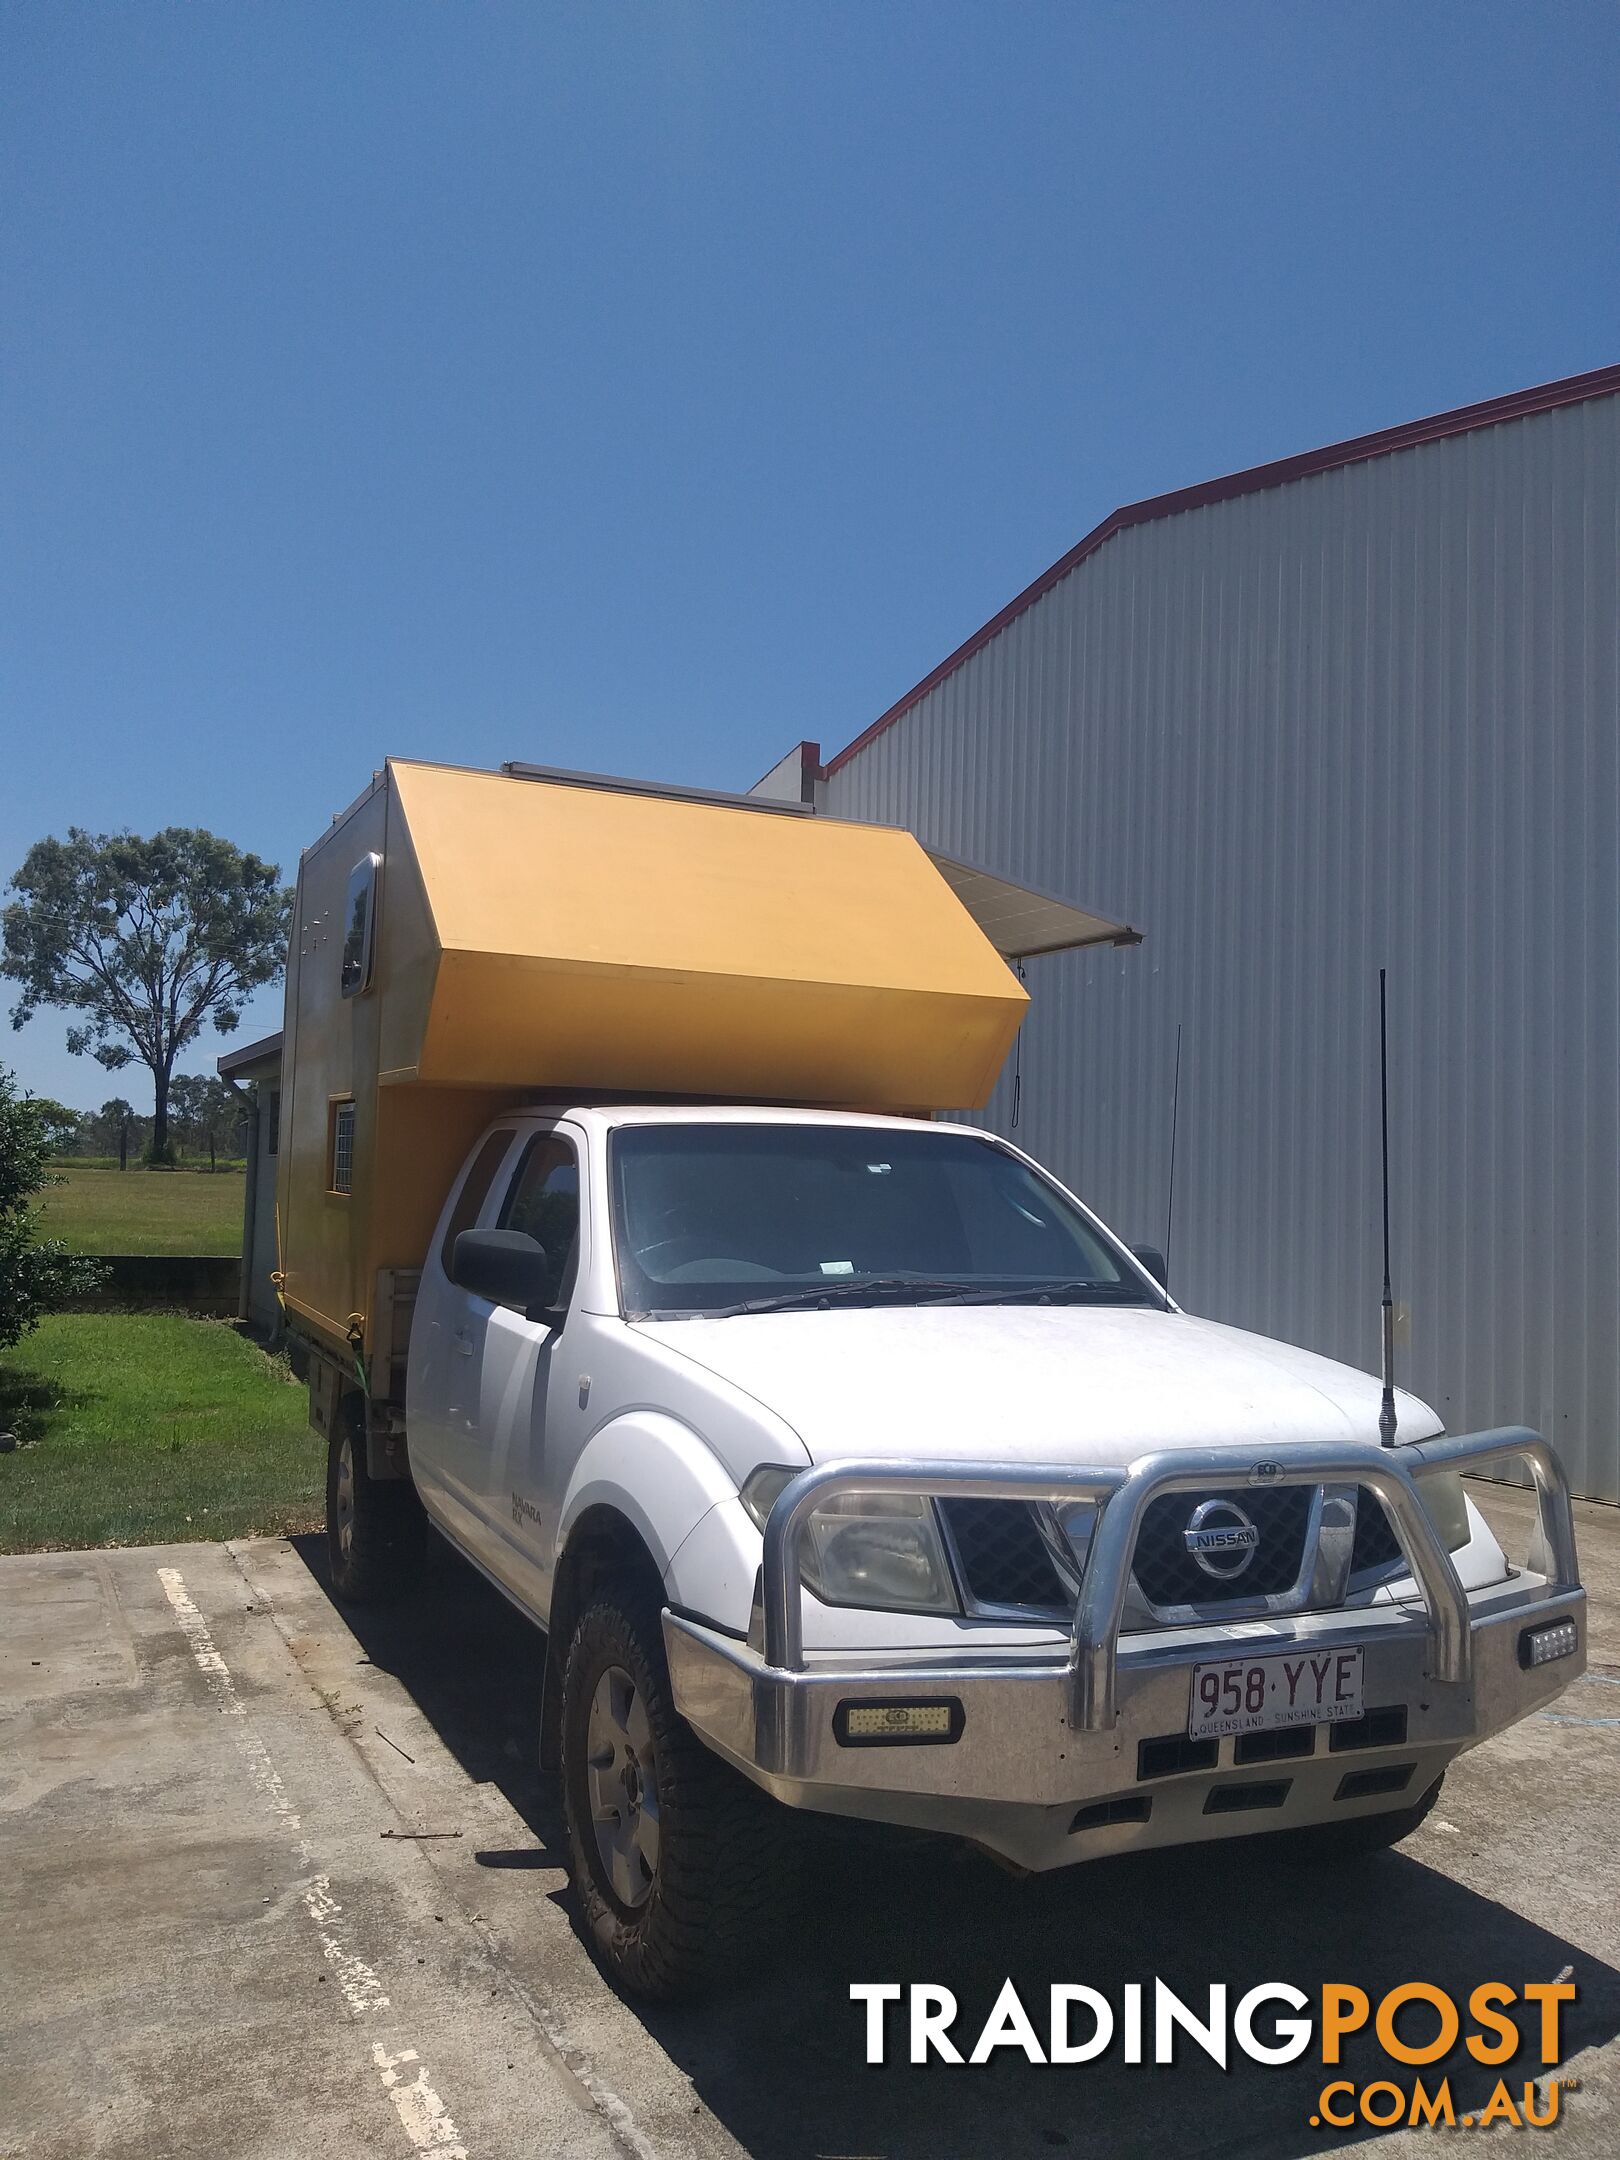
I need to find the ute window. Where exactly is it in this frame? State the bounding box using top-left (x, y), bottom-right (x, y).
top-left (439, 1129), bottom-right (516, 1275)
top-left (609, 1123), bottom-right (1154, 1317)
top-left (500, 1136), bottom-right (581, 1312)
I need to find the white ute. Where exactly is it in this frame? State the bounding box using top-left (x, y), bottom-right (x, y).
top-left (276, 763), bottom-right (1586, 1999)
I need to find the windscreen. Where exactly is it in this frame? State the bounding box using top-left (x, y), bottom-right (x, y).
top-left (609, 1122), bottom-right (1154, 1317)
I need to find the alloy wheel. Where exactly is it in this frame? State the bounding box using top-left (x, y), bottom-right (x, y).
top-left (585, 1664), bottom-right (661, 1908)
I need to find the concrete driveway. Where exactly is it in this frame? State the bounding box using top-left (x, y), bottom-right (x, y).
top-left (3, 1486), bottom-right (1618, 2160)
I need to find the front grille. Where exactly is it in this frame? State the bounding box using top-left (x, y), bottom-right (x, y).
top-left (940, 1499), bottom-right (1067, 1607)
top-left (1234, 1726), bottom-right (1315, 1766)
top-left (940, 1482), bottom-right (1416, 1618)
top-left (1350, 1493), bottom-right (1404, 1574)
top-left (1132, 1485), bottom-right (1313, 1606)
top-left (1204, 1779), bottom-right (1292, 1814)
top-left (1138, 1733), bottom-right (1218, 1780)
top-left (1329, 1704), bottom-right (1408, 1752)
top-left (1071, 1795), bottom-right (1152, 1832)
top-left (1335, 1764), bottom-right (1415, 1801)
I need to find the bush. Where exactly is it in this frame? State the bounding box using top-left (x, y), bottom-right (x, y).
top-left (0, 1067), bottom-right (106, 1353)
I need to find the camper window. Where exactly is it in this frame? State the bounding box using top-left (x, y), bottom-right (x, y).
top-left (329, 1100), bottom-right (356, 1194)
top-left (340, 853), bottom-right (381, 997)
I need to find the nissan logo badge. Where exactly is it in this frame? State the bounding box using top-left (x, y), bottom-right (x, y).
top-left (1182, 1498), bottom-right (1261, 1580)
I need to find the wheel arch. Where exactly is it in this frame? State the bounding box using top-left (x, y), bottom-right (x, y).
top-left (541, 1502), bottom-right (665, 1774)
top-left (541, 1414), bottom-right (766, 1773)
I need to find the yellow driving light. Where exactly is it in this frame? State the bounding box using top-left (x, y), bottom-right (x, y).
top-left (834, 1698), bottom-right (964, 1747)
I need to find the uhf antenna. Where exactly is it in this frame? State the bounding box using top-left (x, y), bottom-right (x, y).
top-left (1010, 959), bottom-right (1027, 1128)
top-left (1377, 968), bottom-right (1398, 1446)
top-left (1164, 1021), bottom-right (1183, 1296)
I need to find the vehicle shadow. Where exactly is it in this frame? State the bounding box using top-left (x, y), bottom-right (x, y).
top-left (292, 1533), bottom-right (1620, 2160)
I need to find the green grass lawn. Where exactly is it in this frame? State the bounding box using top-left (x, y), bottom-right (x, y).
top-left (0, 1314), bottom-right (321, 1552)
top-left (37, 1166), bottom-right (246, 1255)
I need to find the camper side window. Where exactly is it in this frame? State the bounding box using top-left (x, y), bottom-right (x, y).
top-left (329, 1101), bottom-right (356, 1194)
top-left (340, 853), bottom-right (382, 998)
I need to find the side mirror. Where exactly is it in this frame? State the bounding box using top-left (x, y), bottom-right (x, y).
top-left (1130, 1244), bottom-right (1169, 1290)
top-left (452, 1227), bottom-right (553, 1313)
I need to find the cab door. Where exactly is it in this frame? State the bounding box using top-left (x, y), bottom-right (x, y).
top-left (406, 1124), bottom-right (522, 1558)
top-left (474, 1127), bottom-right (585, 1616)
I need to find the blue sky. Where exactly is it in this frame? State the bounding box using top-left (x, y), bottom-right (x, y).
top-left (4, 1), bottom-right (1618, 1109)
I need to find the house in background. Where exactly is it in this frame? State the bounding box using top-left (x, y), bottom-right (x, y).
top-left (757, 363), bottom-right (1620, 1505)
top-left (217, 1029), bottom-right (283, 1339)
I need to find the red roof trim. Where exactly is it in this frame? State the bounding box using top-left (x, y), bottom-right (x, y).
top-left (824, 361), bottom-right (1620, 778)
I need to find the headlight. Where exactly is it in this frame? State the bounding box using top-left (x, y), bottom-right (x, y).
top-left (802, 1492), bottom-right (959, 1613)
top-left (739, 1467), bottom-right (960, 1615)
top-left (1415, 1467), bottom-right (1472, 1554)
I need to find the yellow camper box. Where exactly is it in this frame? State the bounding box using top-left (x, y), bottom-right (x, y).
top-left (275, 760), bottom-right (1131, 1368)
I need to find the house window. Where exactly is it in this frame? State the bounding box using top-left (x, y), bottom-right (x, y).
top-left (330, 1100), bottom-right (356, 1194)
top-left (340, 853), bottom-right (382, 998)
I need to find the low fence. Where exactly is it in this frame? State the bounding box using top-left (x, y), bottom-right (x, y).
top-left (65, 1255), bottom-right (242, 1319)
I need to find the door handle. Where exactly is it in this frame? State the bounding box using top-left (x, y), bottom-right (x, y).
top-left (453, 1327), bottom-right (475, 1356)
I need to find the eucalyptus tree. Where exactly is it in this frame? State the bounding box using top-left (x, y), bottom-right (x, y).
top-left (3, 828), bottom-right (291, 1164)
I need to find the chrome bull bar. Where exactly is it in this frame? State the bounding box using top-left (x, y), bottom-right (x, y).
top-left (760, 1426), bottom-right (1580, 1732)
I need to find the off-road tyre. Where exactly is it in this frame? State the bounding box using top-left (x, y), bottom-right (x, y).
top-left (1274, 1772), bottom-right (1445, 1861)
top-left (325, 1403), bottom-right (424, 1603)
top-left (560, 1584), bottom-right (787, 2001)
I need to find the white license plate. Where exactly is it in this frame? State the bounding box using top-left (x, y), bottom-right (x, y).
top-left (1188, 1648), bottom-right (1364, 1740)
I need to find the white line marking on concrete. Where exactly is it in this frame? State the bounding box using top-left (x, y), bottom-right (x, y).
top-left (304, 1874), bottom-right (393, 2017)
top-left (157, 1565), bottom-right (247, 1716)
top-left (374, 2046), bottom-right (469, 2157)
top-left (158, 1566), bottom-right (478, 2153)
top-left (159, 1566), bottom-right (309, 1849)
top-left (224, 1539), bottom-right (673, 2160)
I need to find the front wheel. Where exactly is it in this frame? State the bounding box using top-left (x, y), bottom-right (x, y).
top-left (560, 1584), bottom-right (786, 2000)
top-left (325, 1404), bottom-right (423, 1603)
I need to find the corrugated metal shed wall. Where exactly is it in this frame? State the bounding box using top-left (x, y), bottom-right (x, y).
top-left (823, 393), bottom-right (1620, 1502)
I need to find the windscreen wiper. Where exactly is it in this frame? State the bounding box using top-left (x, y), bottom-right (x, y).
top-left (932, 1280), bottom-right (1157, 1307)
top-left (698, 1276), bottom-right (981, 1318)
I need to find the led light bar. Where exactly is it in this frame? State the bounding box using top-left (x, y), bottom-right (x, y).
top-left (833, 1698), bottom-right (964, 1747)
top-left (1518, 1618), bottom-right (1579, 1670)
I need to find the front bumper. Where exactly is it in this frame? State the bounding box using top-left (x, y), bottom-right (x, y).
top-left (663, 1427), bottom-right (1586, 1871)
